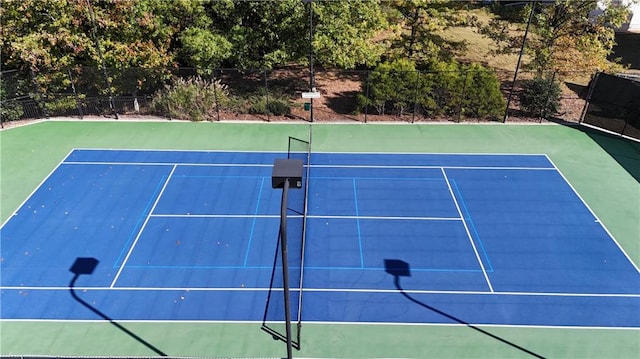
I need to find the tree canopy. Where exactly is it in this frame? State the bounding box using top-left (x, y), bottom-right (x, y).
top-left (479, 0), bottom-right (632, 77)
top-left (1, 0), bottom-right (633, 74)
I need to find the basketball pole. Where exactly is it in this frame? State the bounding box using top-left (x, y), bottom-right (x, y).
top-left (279, 178), bottom-right (293, 359)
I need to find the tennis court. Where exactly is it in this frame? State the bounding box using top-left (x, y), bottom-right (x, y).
top-left (1, 121), bottom-right (639, 358)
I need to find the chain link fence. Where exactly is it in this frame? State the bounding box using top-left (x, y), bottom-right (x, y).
top-left (501, 69), bottom-right (594, 123)
top-left (1, 66), bottom-right (598, 126)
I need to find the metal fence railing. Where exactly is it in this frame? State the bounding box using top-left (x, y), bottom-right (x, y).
top-left (1, 66), bottom-right (598, 126)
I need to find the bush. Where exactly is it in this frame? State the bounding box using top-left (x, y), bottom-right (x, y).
top-left (247, 95), bottom-right (290, 116)
top-left (520, 76), bottom-right (562, 119)
top-left (151, 76), bottom-right (229, 121)
top-left (459, 63), bottom-right (506, 119)
top-left (358, 59), bottom-right (505, 120)
top-left (44, 95), bottom-right (78, 116)
top-left (267, 98), bottom-right (291, 116)
top-left (0, 99), bottom-right (24, 122)
top-left (357, 59), bottom-right (430, 116)
top-left (0, 85), bottom-right (24, 122)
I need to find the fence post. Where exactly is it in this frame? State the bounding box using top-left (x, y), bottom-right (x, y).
top-left (364, 70), bottom-right (370, 124)
top-left (264, 69), bottom-right (270, 122)
top-left (213, 69), bottom-right (220, 122)
top-left (540, 71), bottom-right (557, 122)
top-left (457, 68), bottom-right (470, 123)
top-left (412, 70), bottom-right (419, 124)
top-left (29, 69), bottom-right (49, 119)
top-left (68, 68), bottom-right (84, 119)
top-left (579, 71), bottom-right (599, 124)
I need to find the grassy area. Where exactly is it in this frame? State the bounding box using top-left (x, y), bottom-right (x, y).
top-left (440, 8), bottom-right (527, 73)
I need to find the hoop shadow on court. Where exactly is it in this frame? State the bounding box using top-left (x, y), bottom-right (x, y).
top-left (69, 257), bottom-right (167, 356)
top-left (384, 259), bottom-right (546, 359)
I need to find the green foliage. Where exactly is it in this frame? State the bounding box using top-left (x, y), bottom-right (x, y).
top-left (423, 59), bottom-right (464, 116)
top-left (179, 28), bottom-right (232, 70)
top-left (388, 0), bottom-right (471, 63)
top-left (314, 1), bottom-right (388, 69)
top-left (0, 84), bottom-right (24, 122)
top-left (459, 63), bottom-right (505, 119)
top-left (481, 0), bottom-right (632, 77)
top-left (44, 95), bottom-right (78, 116)
top-left (225, 0), bottom-right (308, 69)
top-left (248, 96), bottom-right (291, 116)
top-left (151, 76), bottom-right (229, 122)
top-left (520, 76), bottom-right (562, 119)
top-left (358, 59), bottom-right (429, 115)
top-left (358, 58), bottom-right (504, 119)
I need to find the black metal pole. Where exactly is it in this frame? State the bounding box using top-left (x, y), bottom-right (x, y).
top-left (365, 71), bottom-right (370, 123)
top-left (68, 68), bottom-right (84, 119)
top-left (213, 69), bottom-right (220, 122)
top-left (279, 178), bottom-right (293, 359)
top-left (503, 0), bottom-right (536, 123)
top-left (579, 71), bottom-right (599, 124)
top-left (306, 0), bottom-right (315, 122)
top-left (265, 69), bottom-right (270, 122)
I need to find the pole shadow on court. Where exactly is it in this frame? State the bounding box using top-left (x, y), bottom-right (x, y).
top-left (384, 259), bottom-right (545, 359)
top-left (69, 257), bottom-right (167, 357)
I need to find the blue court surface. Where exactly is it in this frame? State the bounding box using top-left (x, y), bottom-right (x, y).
top-left (1, 149), bottom-right (639, 328)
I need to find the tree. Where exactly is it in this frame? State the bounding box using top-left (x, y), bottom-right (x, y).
top-left (480, 0), bottom-right (632, 76)
top-left (520, 76), bottom-right (562, 119)
top-left (313, 0), bottom-right (388, 69)
top-left (179, 28), bottom-right (232, 70)
top-left (387, 0), bottom-right (472, 64)
top-left (358, 59), bottom-right (429, 115)
top-left (460, 63), bottom-right (505, 119)
top-left (1, 0), bottom-right (95, 72)
top-left (223, 0), bottom-right (308, 69)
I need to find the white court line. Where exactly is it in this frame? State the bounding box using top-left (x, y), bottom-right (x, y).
top-left (109, 164), bottom-right (178, 288)
top-left (0, 148), bottom-right (76, 229)
top-left (149, 214), bottom-right (461, 221)
top-left (63, 161), bottom-right (273, 167)
top-left (150, 213), bottom-right (282, 218)
top-left (312, 164), bottom-right (556, 170)
top-left (61, 161), bottom-right (555, 171)
top-left (308, 215), bottom-right (462, 221)
top-left (294, 321), bottom-right (640, 331)
top-left (1, 318), bottom-right (637, 331)
top-left (441, 167), bottom-right (495, 292)
top-left (70, 147), bottom-right (287, 153)
top-left (2, 285), bottom-right (639, 298)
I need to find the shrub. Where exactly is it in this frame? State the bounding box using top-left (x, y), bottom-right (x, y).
top-left (267, 98), bottom-right (291, 116)
top-left (248, 95), bottom-right (291, 116)
top-left (358, 59), bottom-right (505, 120)
top-left (151, 76), bottom-right (229, 121)
top-left (0, 85), bottom-right (24, 122)
top-left (520, 76), bottom-right (562, 119)
top-left (423, 59), bottom-right (464, 116)
top-left (357, 59), bottom-right (430, 116)
top-left (459, 63), bottom-right (506, 119)
top-left (44, 95), bottom-right (78, 116)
